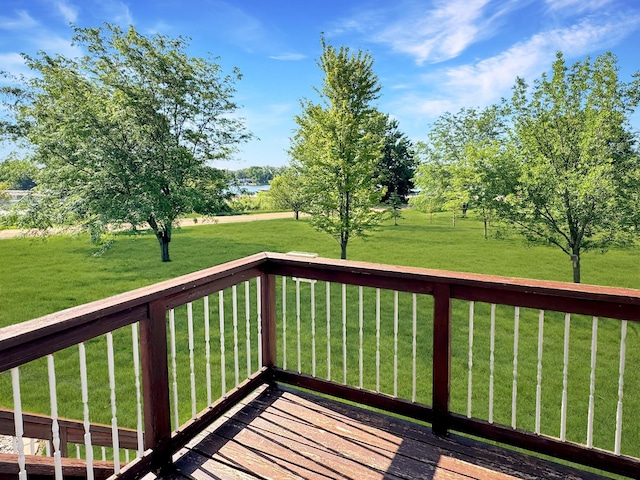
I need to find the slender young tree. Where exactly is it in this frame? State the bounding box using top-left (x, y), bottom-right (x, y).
top-left (289, 37), bottom-right (385, 259)
top-left (498, 52), bottom-right (640, 282)
top-left (1, 24), bottom-right (250, 261)
top-left (268, 167), bottom-right (306, 220)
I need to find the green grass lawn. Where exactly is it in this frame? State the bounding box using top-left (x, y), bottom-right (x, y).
top-left (0, 209), bottom-right (639, 470)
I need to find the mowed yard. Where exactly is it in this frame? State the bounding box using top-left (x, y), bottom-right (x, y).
top-left (1, 209), bottom-right (639, 471)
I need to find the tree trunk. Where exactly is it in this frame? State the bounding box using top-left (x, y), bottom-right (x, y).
top-left (340, 241), bottom-right (347, 260)
top-left (483, 217), bottom-right (488, 239)
top-left (571, 254), bottom-right (580, 283)
top-left (155, 228), bottom-right (171, 262)
top-left (148, 216), bottom-right (172, 262)
top-left (294, 210), bottom-right (299, 220)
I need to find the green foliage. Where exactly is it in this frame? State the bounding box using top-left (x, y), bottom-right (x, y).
top-left (0, 24), bottom-right (250, 262)
top-left (227, 191), bottom-right (273, 212)
top-left (0, 155), bottom-right (38, 190)
top-left (268, 168), bottom-right (306, 219)
top-left (290, 36), bottom-right (385, 259)
top-left (411, 106), bottom-right (509, 230)
top-left (376, 116), bottom-right (416, 202)
top-left (499, 51), bottom-right (640, 282)
top-left (385, 191), bottom-right (403, 226)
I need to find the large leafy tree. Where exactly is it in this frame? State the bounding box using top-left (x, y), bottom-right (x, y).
top-left (289, 37), bottom-right (385, 259)
top-left (499, 52), bottom-right (640, 283)
top-left (376, 116), bottom-right (416, 202)
top-left (1, 24), bottom-right (250, 261)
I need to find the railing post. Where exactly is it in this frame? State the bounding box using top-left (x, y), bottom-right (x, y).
top-left (433, 283), bottom-right (452, 436)
top-left (260, 273), bottom-right (277, 376)
top-left (139, 300), bottom-right (172, 472)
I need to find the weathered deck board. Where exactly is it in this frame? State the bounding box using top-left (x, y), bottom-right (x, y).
top-left (168, 385), bottom-right (610, 480)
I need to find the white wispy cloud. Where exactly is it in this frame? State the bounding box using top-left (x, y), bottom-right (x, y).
top-left (0, 10), bottom-right (38, 30)
top-left (376, 0), bottom-right (495, 64)
top-left (54, 1), bottom-right (78, 23)
top-left (546, 0), bottom-right (614, 13)
top-left (329, 0), bottom-right (520, 65)
top-left (392, 12), bottom-right (640, 119)
top-left (243, 103), bottom-right (296, 131)
top-left (0, 53), bottom-right (30, 79)
top-left (268, 53), bottom-right (306, 61)
top-left (98, 0), bottom-right (134, 26)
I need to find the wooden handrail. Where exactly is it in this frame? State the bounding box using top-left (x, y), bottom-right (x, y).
top-left (1, 252), bottom-right (639, 479)
top-left (0, 409), bottom-right (140, 455)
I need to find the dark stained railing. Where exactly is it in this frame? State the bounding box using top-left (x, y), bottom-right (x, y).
top-left (0, 252), bottom-right (638, 479)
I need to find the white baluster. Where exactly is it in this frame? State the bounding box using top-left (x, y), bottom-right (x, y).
top-left (78, 343), bottom-right (94, 480)
top-left (587, 317), bottom-right (598, 448)
top-left (47, 355), bottom-right (63, 480)
top-left (11, 368), bottom-right (26, 480)
top-left (29, 439), bottom-right (35, 455)
top-left (101, 447), bottom-right (106, 461)
top-left (232, 285), bottom-right (239, 387)
top-left (393, 291), bottom-right (399, 397)
top-left (359, 286), bottom-right (364, 389)
top-left (342, 283), bottom-right (347, 385)
top-left (106, 332), bottom-right (120, 473)
top-left (219, 291), bottom-right (227, 397)
top-left (412, 293), bottom-right (417, 403)
top-left (326, 282), bottom-right (331, 380)
top-left (375, 288), bottom-right (381, 393)
top-left (76, 444), bottom-right (80, 459)
top-left (282, 276), bottom-right (287, 370)
top-left (489, 304), bottom-right (496, 424)
top-left (169, 309), bottom-right (179, 428)
top-left (204, 296), bottom-right (212, 406)
top-left (130, 323), bottom-right (144, 458)
top-left (296, 278), bottom-right (301, 373)
top-left (615, 320), bottom-right (627, 455)
top-left (535, 310), bottom-right (545, 435)
top-left (187, 302), bottom-right (197, 418)
top-left (125, 449), bottom-right (130, 463)
top-left (560, 313), bottom-right (571, 441)
top-left (467, 301), bottom-right (474, 418)
top-left (311, 280), bottom-right (316, 377)
top-left (256, 277), bottom-right (263, 369)
top-left (245, 281), bottom-right (252, 376)
top-left (512, 307), bottom-right (520, 429)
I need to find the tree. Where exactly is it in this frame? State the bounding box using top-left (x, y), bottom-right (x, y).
top-left (289, 37), bottom-right (385, 259)
top-left (0, 24), bottom-right (250, 261)
top-left (411, 106), bottom-right (507, 232)
top-left (268, 168), bottom-right (306, 220)
top-left (498, 52), bottom-right (640, 283)
top-left (376, 116), bottom-right (416, 202)
top-left (0, 156), bottom-right (38, 190)
top-left (386, 192), bottom-right (403, 226)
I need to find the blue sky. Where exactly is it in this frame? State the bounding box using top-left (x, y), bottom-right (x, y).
top-left (1, 0), bottom-right (640, 170)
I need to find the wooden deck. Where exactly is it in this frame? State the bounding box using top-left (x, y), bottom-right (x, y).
top-left (161, 385), bottom-right (610, 480)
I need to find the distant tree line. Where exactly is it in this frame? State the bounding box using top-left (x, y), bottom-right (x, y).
top-left (226, 165), bottom-right (287, 185)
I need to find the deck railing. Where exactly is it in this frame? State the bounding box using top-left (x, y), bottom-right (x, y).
top-left (0, 252), bottom-right (639, 479)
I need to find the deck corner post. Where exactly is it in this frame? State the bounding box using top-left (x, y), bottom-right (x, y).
top-left (260, 272), bottom-right (277, 381)
top-left (433, 283), bottom-right (452, 436)
top-left (139, 300), bottom-right (172, 471)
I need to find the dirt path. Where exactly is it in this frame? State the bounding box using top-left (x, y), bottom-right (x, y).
top-left (0, 211), bottom-right (301, 239)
